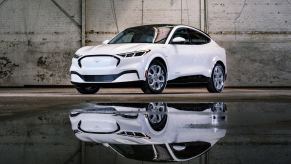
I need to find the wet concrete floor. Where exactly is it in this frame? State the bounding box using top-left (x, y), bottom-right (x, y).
top-left (0, 88), bottom-right (291, 164)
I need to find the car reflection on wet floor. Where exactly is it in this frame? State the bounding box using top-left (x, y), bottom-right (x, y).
top-left (1, 101), bottom-right (291, 164)
top-left (69, 102), bottom-right (227, 162)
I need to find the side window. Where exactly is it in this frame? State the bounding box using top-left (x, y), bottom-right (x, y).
top-left (188, 29), bottom-right (210, 45)
top-left (170, 28), bottom-right (190, 44)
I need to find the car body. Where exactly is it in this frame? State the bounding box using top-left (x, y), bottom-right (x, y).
top-left (70, 102), bottom-right (227, 162)
top-left (70, 24), bottom-right (227, 94)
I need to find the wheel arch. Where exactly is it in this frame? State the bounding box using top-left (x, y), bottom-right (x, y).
top-left (141, 56), bottom-right (168, 94)
top-left (216, 61), bottom-right (225, 72)
top-left (216, 60), bottom-right (227, 80)
top-left (151, 57), bottom-right (167, 71)
top-left (211, 60), bottom-right (227, 82)
top-left (144, 55), bottom-right (168, 79)
top-left (210, 56), bottom-right (226, 74)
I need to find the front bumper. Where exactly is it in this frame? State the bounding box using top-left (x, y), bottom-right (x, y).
top-left (71, 70), bottom-right (140, 83)
top-left (70, 55), bottom-right (145, 83)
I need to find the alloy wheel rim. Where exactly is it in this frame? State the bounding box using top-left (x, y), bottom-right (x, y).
top-left (147, 65), bottom-right (165, 91)
top-left (212, 102), bottom-right (225, 112)
top-left (147, 102), bottom-right (166, 124)
top-left (213, 66), bottom-right (224, 90)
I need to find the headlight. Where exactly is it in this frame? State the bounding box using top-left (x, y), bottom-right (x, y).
top-left (73, 54), bottom-right (82, 59)
top-left (116, 50), bottom-right (151, 58)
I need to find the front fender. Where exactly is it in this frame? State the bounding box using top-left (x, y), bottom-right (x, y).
top-left (143, 53), bottom-right (168, 80)
top-left (209, 56), bottom-right (227, 77)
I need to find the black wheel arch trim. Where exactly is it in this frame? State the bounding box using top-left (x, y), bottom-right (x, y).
top-left (150, 57), bottom-right (168, 72)
top-left (214, 61), bottom-right (227, 80)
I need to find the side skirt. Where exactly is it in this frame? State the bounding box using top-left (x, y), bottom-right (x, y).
top-left (71, 75), bottom-right (210, 88)
top-left (167, 75), bottom-right (209, 87)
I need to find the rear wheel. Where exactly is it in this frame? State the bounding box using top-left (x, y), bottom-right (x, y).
top-left (141, 61), bottom-right (167, 94)
top-left (207, 64), bottom-right (225, 93)
top-left (75, 85), bottom-right (100, 94)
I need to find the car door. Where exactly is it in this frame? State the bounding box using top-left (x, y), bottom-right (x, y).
top-left (187, 29), bottom-right (212, 76)
top-left (166, 28), bottom-right (195, 79)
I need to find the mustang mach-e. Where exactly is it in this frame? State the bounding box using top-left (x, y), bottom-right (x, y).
top-left (70, 24), bottom-right (227, 94)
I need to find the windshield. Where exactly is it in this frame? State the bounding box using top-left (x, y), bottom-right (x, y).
top-left (109, 25), bottom-right (173, 44)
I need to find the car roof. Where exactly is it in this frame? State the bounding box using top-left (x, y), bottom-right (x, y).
top-left (128, 24), bottom-right (210, 37)
top-left (129, 24), bottom-right (177, 28)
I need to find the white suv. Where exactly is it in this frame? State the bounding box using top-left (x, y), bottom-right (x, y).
top-left (70, 24), bottom-right (227, 94)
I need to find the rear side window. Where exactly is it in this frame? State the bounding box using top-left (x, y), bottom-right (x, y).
top-left (188, 29), bottom-right (210, 45)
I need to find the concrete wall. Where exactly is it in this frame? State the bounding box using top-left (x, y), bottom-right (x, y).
top-left (0, 0), bottom-right (290, 86)
top-left (86, 0), bottom-right (201, 45)
top-left (0, 0), bottom-right (81, 86)
top-left (208, 0), bottom-right (291, 86)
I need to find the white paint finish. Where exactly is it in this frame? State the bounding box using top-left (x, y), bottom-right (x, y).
top-left (164, 41), bottom-right (224, 79)
top-left (76, 44), bottom-right (154, 55)
top-left (71, 74), bottom-right (84, 82)
top-left (113, 73), bottom-right (139, 82)
top-left (70, 25), bottom-right (226, 87)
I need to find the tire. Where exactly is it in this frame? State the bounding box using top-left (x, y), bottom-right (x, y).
top-left (207, 63), bottom-right (225, 93)
top-left (75, 85), bottom-right (100, 94)
top-left (146, 102), bottom-right (167, 131)
top-left (141, 60), bottom-right (167, 94)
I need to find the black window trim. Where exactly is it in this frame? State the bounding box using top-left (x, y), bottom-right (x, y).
top-left (187, 28), bottom-right (211, 45)
top-left (108, 25), bottom-right (175, 44)
top-left (167, 26), bottom-right (211, 45)
top-left (168, 27), bottom-right (190, 45)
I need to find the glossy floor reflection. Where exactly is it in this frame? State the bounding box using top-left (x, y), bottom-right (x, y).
top-left (70, 102), bottom-right (227, 162)
top-left (0, 102), bottom-right (291, 164)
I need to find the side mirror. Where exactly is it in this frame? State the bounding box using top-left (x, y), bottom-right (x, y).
top-left (172, 145), bottom-right (186, 151)
top-left (171, 37), bottom-right (186, 44)
top-left (102, 40), bottom-right (110, 44)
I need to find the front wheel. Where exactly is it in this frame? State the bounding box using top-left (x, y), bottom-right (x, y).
top-left (141, 61), bottom-right (167, 94)
top-left (207, 64), bottom-right (225, 93)
top-left (75, 85), bottom-right (100, 94)
top-left (146, 102), bottom-right (167, 131)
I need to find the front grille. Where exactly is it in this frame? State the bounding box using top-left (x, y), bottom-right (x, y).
top-left (117, 131), bottom-right (150, 139)
top-left (78, 55), bottom-right (120, 67)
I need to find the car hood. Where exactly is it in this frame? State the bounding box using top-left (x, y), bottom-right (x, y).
top-left (76, 43), bottom-right (159, 56)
